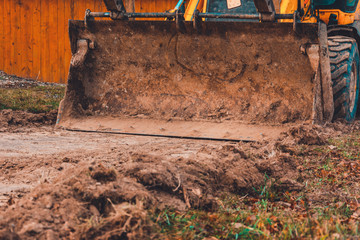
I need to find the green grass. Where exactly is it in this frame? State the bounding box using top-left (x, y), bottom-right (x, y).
top-left (0, 86), bottom-right (65, 113)
top-left (151, 194), bottom-right (358, 239)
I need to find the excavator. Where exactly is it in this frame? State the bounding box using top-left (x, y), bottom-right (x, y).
top-left (56, 0), bottom-right (360, 141)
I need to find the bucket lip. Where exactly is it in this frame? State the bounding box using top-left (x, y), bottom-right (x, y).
top-left (57, 116), bottom-right (299, 142)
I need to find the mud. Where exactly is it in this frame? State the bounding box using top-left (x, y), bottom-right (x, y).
top-left (0, 120), bottom-right (353, 239)
top-left (0, 109), bottom-right (57, 132)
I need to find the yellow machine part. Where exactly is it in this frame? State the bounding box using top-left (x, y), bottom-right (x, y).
top-left (185, 0), bottom-right (358, 24)
top-left (184, 0), bottom-right (207, 20)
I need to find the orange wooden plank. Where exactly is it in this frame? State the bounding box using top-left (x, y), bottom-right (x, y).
top-left (64, 0), bottom-right (73, 82)
top-left (145, 0), bottom-right (151, 12)
top-left (101, 0), bottom-right (107, 11)
top-left (166, 0), bottom-right (178, 11)
top-left (158, 0), bottom-right (163, 12)
top-left (17, 0), bottom-right (24, 76)
top-left (72, 0), bottom-right (76, 19)
top-left (95, 0), bottom-right (106, 12)
top-left (64, 0), bottom-right (71, 83)
top-left (92, 0), bottom-right (96, 12)
top-left (58, 0), bottom-right (66, 83)
top-left (10, 0), bottom-right (20, 75)
top-left (91, 0), bottom-right (95, 11)
top-left (94, 0), bottom-right (100, 11)
top-left (9, 0), bottom-right (15, 73)
top-left (21, 0), bottom-right (32, 77)
top-left (41, 0), bottom-right (50, 82)
top-left (49, 0), bottom-right (59, 83)
top-left (139, 0), bottom-right (144, 12)
top-left (32, 0), bottom-right (41, 81)
top-left (3, 0), bottom-right (11, 73)
top-left (152, 0), bottom-right (156, 13)
top-left (80, 0), bottom-right (87, 19)
top-left (0, 0), bottom-right (4, 70)
top-left (75, 0), bottom-right (81, 19)
top-left (135, 0), bottom-right (140, 12)
top-left (84, 0), bottom-right (90, 12)
top-left (17, 0), bottom-right (23, 76)
top-left (82, 0), bottom-right (88, 18)
top-left (73, 0), bottom-right (81, 20)
top-left (101, 0), bottom-right (107, 12)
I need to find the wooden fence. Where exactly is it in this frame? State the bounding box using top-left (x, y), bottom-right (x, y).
top-left (0, 0), bottom-right (177, 83)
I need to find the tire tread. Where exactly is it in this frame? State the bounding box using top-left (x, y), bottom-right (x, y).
top-left (328, 36), bottom-right (357, 121)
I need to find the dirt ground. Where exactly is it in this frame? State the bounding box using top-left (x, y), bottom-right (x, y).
top-left (1, 69), bottom-right (360, 239)
top-left (1, 106), bottom-right (358, 239)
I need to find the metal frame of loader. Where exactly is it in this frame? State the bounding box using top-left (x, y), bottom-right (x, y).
top-left (86, 0), bottom-right (295, 23)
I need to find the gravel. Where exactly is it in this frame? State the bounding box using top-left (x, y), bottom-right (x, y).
top-left (0, 71), bottom-right (66, 88)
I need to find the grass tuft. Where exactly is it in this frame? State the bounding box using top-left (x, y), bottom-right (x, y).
top-left (0, 86), bottom-right (65, 113)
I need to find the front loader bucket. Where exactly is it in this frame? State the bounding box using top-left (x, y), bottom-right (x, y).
top-left (57, 20), bottom-right (321, 141)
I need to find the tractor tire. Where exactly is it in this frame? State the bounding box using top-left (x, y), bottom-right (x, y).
top-left (328, 36), bottom-right (360, 122)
